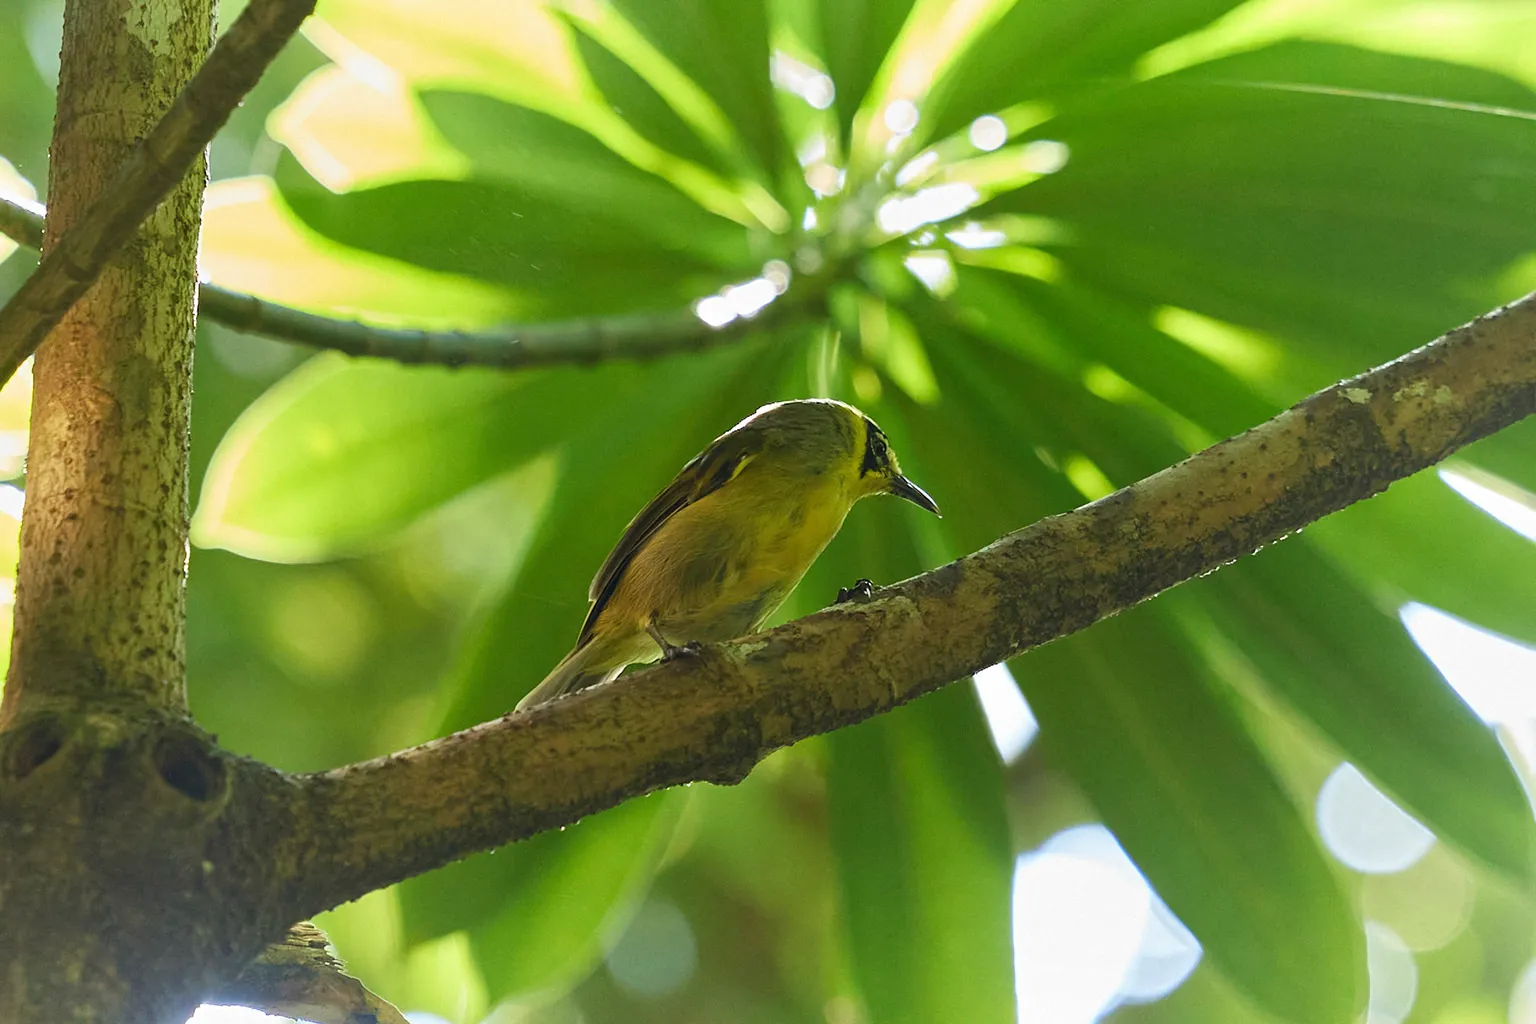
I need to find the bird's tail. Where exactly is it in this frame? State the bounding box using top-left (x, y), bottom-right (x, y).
top-left (515, 641), bottom-right (624, 712)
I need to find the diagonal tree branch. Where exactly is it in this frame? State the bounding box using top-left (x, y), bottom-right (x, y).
top-left (0, 196), bottom-right (816, 368)
top-left (0, 0), bottom-right (317, 388)
top-left (264, 290), bottom-right (1536, 919)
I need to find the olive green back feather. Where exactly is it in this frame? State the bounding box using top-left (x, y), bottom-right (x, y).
top-left (578, 424), bottom-right (767, 646)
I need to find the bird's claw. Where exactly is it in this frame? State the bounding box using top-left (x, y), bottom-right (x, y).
top-left (661, 640), bottom-right (705, 662)
top-left (836, 578), bottom-right (878, 604)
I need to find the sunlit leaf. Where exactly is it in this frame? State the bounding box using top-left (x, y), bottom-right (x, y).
top-left (816, 0), bottom-right (919, 142)
top-left (192, 355), bottom-right (646, 562)
top-left (1143, 0), bottom-right (1536, 91)
top-left (312, 0), bottom-right (585, 109)
top-left (419, 90), bottom-right (754, 268)
top-left (982, 43), bottom-right (1536, 370)
top-left (567, 24), bottom-right (731, 176)
top-left (266, 64), bottom-right (468, 192)
top-left (608, 0), bottom-right (786, 181)
top-left (900, 299), bottom-right (1190, 489)
top-left (201, 176), bottom-right (519, 324)
top-left (317, 887), bottom-right (491, 1024)
top-left (923, 0), bottom-right (1249, 142)
top-left (274, 151), bottom-right (727, 317)
top-left (1179, 539), bottom-right (1536, 880)
top-left (955, 269), bottom-right (1279, 441)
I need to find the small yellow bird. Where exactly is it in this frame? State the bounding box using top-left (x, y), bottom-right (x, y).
top-left (515, 398), bottom-right (940, 711)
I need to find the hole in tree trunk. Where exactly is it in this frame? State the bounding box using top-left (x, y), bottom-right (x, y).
top-left (3, 714), bottom-right (65, 779)
top-left (153, 732), bottom-right (226, 802)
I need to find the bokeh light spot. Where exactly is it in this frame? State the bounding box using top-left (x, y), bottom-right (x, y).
top-left (1014, 826), bottom-right (1200, 1024)
top-left (969, 115), bottom-right (1008, 151)
top-left (1021, 139), bottom-right (1070, 174)
top-left (694, 295), bottom-right (736, 328)
top-left (1366, 921), bottom-right (1419, 1024)
top-left (1316, 763), bottom-right (1435, 874)
top-left (1400, 603), bottom-right (1536, 723)
top-left (972, 663), bottom-right (1036, 763)
top-left (1440, 467), bottom-right (1536, 542)
top-left (606, 897), bottom-right (698, 999)
top-left (877, 183), bottom-right (979, 235)
top-left (883, 99), bottom-right (920, 135)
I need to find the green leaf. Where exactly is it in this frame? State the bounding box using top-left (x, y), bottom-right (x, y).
top-left (1461, 416), bottom-right (1536, 497)
top-left (410, 793), bottom-right (681, 1004)
top-left (608, 0), bottom-right (786, 180)
top-left (274, 152), bottom-right (724, 318)
top-left (200, 176), bottom-right (520, 326)
top-left (419, 90), bottom-right (753, 269)
top-left (1310, 469), bottom-right (1536, 648)
top-left (825, 691), bottom-right (1015, 1024)
top-left (815, 0), bottom-right (918, 142)
top-left (923, 0), bottom-right (1249, 142)
top-left (1010, 605), bottom-right (1364, 1024)
top-left (982, 42), bottom-right (1536, 371)
top-left (896, 343), bottom-right (1362, 1024)
top-left (312, 0), bottom-right (585, 111)
top-left (954, 269), bottom-right (1279, 441)
top-left (900, 298), bottom-right (1191, 489)
top-left (804, 490), bottom-right (1014, 1024)
top-left (192, 355), bottom-right (649, 562)
top-left (568, 24), bottom-right (731, 176)
top-left (1179, 538), bottom-right (1535, 880)
top-left (466, 793), bottom-right (683, 1004)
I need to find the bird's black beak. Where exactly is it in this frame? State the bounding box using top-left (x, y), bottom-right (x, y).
top-left (889, 474), bottom-right (941, 517)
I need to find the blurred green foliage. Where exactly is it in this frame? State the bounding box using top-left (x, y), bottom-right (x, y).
top-left (5, 0), bottom-right (1536, 1022)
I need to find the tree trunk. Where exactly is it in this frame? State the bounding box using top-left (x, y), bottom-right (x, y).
top-left (0, 0), bottom-right (214, 1019)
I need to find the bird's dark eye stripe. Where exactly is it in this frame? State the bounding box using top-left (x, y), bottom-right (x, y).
top-left (860, 420), bottom-right (888, 477)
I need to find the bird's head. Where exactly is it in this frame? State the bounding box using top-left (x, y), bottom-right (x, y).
top-left (851, 410), bottom-right (941, 515)
top-left (745, 399), bottom-right (941, 516)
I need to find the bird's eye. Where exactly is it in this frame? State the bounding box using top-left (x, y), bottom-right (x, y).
top-left (860, 422), bottom-right (889, 477)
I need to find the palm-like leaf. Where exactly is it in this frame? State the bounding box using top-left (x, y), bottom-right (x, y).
top-left (188, 1), bottom-right (1536, 1021)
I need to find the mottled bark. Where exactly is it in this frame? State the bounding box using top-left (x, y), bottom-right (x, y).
top-left (0, 0), bottom-right (215, 1013)
top-left (2, 0), bottom-right (213, 719)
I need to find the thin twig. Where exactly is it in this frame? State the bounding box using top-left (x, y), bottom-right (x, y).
top-left (0, 197), bottom-right (815, 369)
top-left (199, 281), bottom-right (812, 366)
top-left (0, 0), bottom-right (317, 387)
top-left (0, 196), bottom-right (43, 251)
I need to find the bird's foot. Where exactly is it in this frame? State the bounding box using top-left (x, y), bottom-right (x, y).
top-left (648, 623), bottom-right (704, 662)
top-left (661, 640), bottom-right (705, 663)
top-left (836, 578), bottom-right (879, 604)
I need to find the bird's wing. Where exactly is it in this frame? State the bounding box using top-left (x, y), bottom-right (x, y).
top-left (578, 424), bottom-right (766, 645)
